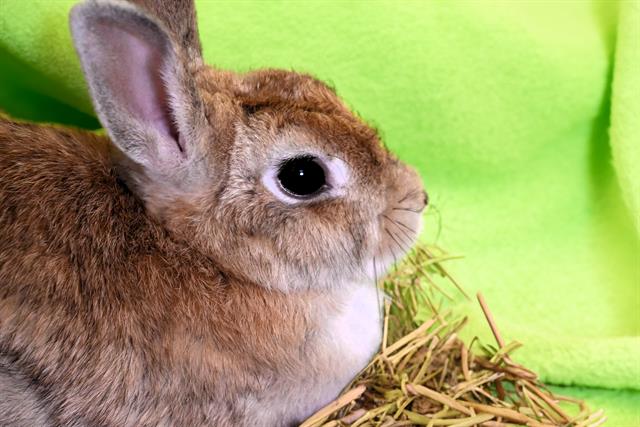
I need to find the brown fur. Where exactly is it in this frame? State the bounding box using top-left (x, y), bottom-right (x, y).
top-left (135, 0), bottom-right (202, 58)
top-left (0, 1), bottom-right (426, 426)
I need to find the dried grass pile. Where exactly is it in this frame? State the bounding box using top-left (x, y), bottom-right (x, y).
top-left (301, 245), bottom-right (606, 427)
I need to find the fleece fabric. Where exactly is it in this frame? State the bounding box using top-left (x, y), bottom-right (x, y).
top-left (0, 0), bottom-right (638, 425)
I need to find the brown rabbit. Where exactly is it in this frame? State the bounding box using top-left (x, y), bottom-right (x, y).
top-left (0, 0), bottom-right (427, 425)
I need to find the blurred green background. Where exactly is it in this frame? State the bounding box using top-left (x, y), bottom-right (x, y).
top-left (1, 0), bottom-right (638, 424)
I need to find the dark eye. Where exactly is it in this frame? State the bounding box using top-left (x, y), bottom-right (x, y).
top-left (277, 156), bottom-right (327, 198)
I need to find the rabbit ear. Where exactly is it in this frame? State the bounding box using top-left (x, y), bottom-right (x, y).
top-left (130, 0), bottom-right (202, 60)
top-left (70, 0), bottom-right (207, 186)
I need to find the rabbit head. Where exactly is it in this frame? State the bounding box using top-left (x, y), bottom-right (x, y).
top-left (70, 0), bottom-right (427, 292)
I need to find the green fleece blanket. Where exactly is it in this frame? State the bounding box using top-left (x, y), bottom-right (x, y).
top-left (1, 0), bottom-right (638, 425)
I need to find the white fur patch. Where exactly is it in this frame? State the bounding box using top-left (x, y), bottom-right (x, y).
top-left (248, 282), bottom-right (384, 425)
top-left (312, 282), bottom-right (383, 408)
top-left (327, 284), bottom-right (383, 367)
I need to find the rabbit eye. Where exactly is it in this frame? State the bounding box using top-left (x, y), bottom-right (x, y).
top-left (277, 156), bottom-right (327, 198)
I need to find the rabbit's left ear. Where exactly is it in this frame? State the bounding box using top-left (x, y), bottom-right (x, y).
top-left (70, 0), bottom-right (208, 188)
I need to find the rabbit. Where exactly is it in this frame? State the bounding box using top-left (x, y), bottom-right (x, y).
top-left (0, 0), bottom-right (427, 425)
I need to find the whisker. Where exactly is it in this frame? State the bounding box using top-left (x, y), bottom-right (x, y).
top-left (391, 228), bottom-right (416, 265)
top-left (392, 207), bottom-right (421, 214)
top-left (397, 189), bottom-right (420, 205)
top-left (386, 227), bottom-right (410, 256)
top-left (384, 228), bottom-right (415, 267)
top-left (383, 214), bottom-right (416, 241)
top-left (383, 227), bottom-right (399, 269)
top-left (383, 214), bottom-right (417, 251)
top-left (394, 219), bottom-right (416, 236)
top-left (392, 226), bottom-right (415, 255)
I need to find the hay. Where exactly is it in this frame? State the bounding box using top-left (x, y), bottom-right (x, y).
top-left (301, 245), bottom-right (605, 427)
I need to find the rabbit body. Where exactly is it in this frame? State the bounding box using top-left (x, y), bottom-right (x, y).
top-left (0, 0), bottom-right (426, 425)
top-left (0, 121), bottom-right (382, 426)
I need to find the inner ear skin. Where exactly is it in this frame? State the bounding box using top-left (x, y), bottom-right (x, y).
top-left (94, 20), bottom-right (182, 152)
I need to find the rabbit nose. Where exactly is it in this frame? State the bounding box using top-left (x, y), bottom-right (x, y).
top-left (421, 191), bottom-right (429, 209)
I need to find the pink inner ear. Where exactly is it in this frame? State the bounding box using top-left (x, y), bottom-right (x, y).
top-left (94, 20), bottom-right (181, 150)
